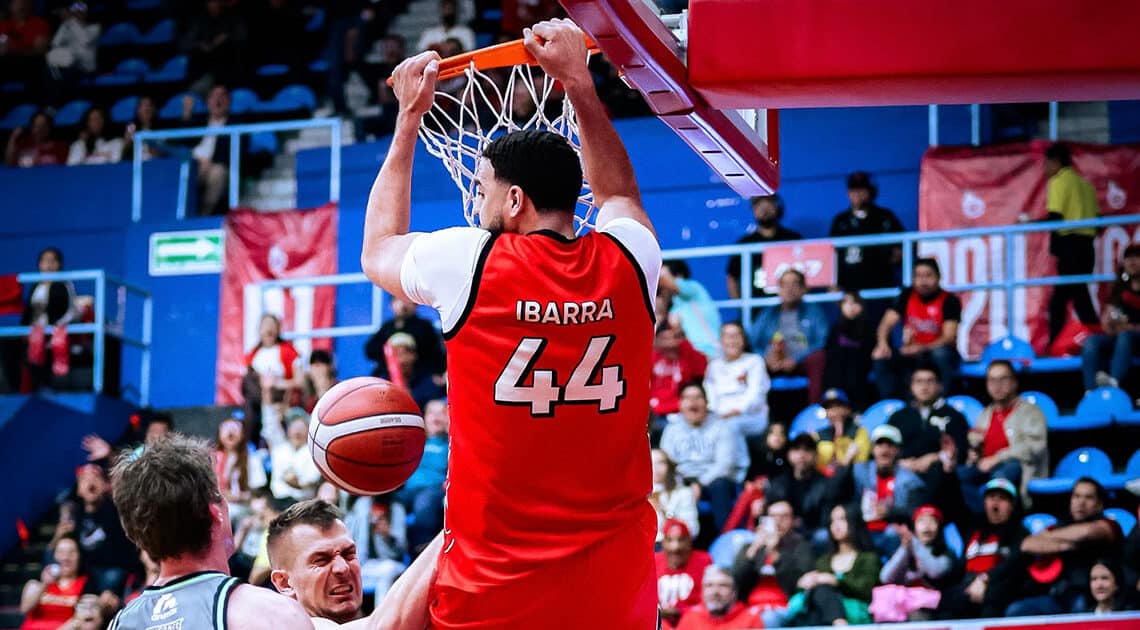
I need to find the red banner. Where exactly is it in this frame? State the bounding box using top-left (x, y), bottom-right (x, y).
top-left (215, 204), bottom-right (338, 404)
top-left (918, 141), bottom-right (1140, 358)
top-left (0, 275), bottom-right (21, 316)
top-left (762, 242), bottom-right (837, 291)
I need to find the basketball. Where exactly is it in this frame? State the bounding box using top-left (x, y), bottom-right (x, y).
top-left (308, 376), bottom-right (426, 496)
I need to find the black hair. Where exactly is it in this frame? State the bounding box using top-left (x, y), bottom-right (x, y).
top-left (481, 130), bottom-right (583, 213)
top-left (719, 321), bottom-right (753, 353)
top-left (912, 361), bottom-right (942, 381)
top-left (788, 432), bottom-right (817, 452)
top-left (1045, 142), bottom-right (1072, 167)
top-left (663, 259), bottom-right (691, 279)
top-left (678, 380), bottom-right (707, 401)
top-left (81, 106), bottom-right (107, 154)
top-left (38, 247), bottom-right (63, 269)
top-left (986, 359), bottom-right (1017, 379)
top-left (1088, 557), bottom-right (1126, 610)
top-left (914, 257), bottom-right (941, 278)
top-left (309, 349), bottom-right (333, 365)
top-left (750, 194), bottom-right (785, 219)
top-left (829, 503), bottom-right (873, 554)
top-left (1073, 476), bottom-right (1108, 506)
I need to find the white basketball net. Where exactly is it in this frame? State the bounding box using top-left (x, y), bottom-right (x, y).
top-left (418, 61), bottom-right (597, 235)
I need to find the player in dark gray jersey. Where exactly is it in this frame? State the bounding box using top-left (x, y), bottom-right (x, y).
top-left (107, 434), bottom-right (434, 629)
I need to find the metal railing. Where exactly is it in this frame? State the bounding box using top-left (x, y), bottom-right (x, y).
top-left (131, 118), bottom-right (342, 221)
top-left (928, 100), bottom-right (1061, 147)
top-left (0, 270), bottom-right (153, 406)
top-left (243, 215), bottom-right (1140, 354)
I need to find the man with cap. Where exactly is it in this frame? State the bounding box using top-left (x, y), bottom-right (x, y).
top-left (655, 518), bottom-right (713, 630)
top-left (1001, 476), bottom-right (1123, 617)
top-left (828, 171), bottom-right (905, 292)
top-left (938, 477), bottom-right (1028, 620)
top-left (766, 433), bottom-right (845, 547)
top-left (676, 565), bottom-right (765, 630)
top-left (813, 388), bottom-right (870, 476)
top-left (844, 424), bottom-right (926, 556)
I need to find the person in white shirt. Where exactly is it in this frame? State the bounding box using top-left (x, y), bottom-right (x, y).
top-left (650, 449), bottom-right (699, 543)
top-left (267, 410), bottom-right (323, 501)
top-left (46, 2), bottom-right (99, 77)
top-left (704, 321), bottom-right (770, 437)
top-left (67, 107), bottom-right (123, 165)
top-left (415, 0), bottom-right (475, 52)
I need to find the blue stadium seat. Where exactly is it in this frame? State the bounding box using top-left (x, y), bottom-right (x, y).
top-left (0, 81), bottom-right (26, 93)
top-left (270, 85), bottom-right (317, 112)
top-left (1025, 356), bottom-right (1080, 373)
top-left (1022, 513), bottom-right (1057, 535)
top-left (126, 0), bottom-right (162, 8)
top-left (708, 529), bottom-right (754, 567)
top-left (1027, 447), bottom-right (1112, 496)
top-left (1050, 387), bottom-right (1117, 432)
top-left (1105, 507), bottom-right (1137, 537)
top-left (248, 131), bottom-right (278, 155)
top-left (770, 376), bottom-right (808, 391)
top-left (93, 73), bottom-right (138, 86)
top-left (304, 8), bottom-right (325, 32)
top-left (115, 58), bottom-right (150, 75)
top-left (137, 19), bottom-right (175, 45)
top-left (943, 522), bottom-right (964, 558)
top-left (1020, 391), bottom-right (1058, 428)
top-left (99, 22), bottom-right (140, 47)
top-left (159, 93), bottom-right (204, 120)
top-left (229, 88), bottom-right (261, 115)
top-left (144, 55), bottom-right (188, 83)
top-left (789, 404), bottom-right (826, 438)
top-left (110, 96), bottom-right (139, 124)
top-left (1105, 448), bottom-right (1140, 491)
top-left (308, 59), bottom-right (329, 73)
top-left (0, 103), bottom-right (36, 130)
top-left (859, 398), bottom-right (904, 434)
top-left (948, 395), bottom-right (984, 427)
top-left (54, 99), bottom-right (92, 126)
top-left (1100, 385), bottom-right (1140, 426)
top-left (256, 64), bottom-right (290, 77)
top-left (961, 336), bottom-right (1034, 378)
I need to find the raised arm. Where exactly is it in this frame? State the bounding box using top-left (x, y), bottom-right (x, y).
top-left (523, 19), bottom-right (654, 236)
top-left (360, 52), bottom-right (441, 301)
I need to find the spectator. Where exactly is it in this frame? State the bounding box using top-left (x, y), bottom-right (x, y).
top-left (1081, 243), bottom-right (1140, 392)
top-left (823, 290), bottom-right (876, 411)
top-left (358, 500), bottom-right (409, 604)
top-left (120, 96), bottom-right (163, 162)
top-left (676, 565), bottom-right (765, 630)
top-left (1087, 558), bottom-right (1130, 614)
top-left (394, 398), bottom-right (449, 555)
top-left (5, 110), bottom-right (68, 167)
top-left (45, 1), bottom-right (99, 81)
top-left (937, 478), bottom-right (1028, 620)
top-left (765, 433), bottom-right (841, 542)
top-left (58, 593), bottom-right (103, 630)
top-left (53, 464), bottom-right (137, 596)
top-left (813, 388), bottom-right (870, 477)
top-left (960, 360), bottom-right (1048, 512)
top-left (266, 409), bottom-right (321, 502)
top-left (750, 269), bottom-right (828, 403)
top-left (383, 332), bottom-right (445, 410)
top-left (416, 0), bottom-right (475, 52)
top-left (726, 194), bottom-right (802, 303)
top-left (872, 258), bottom-right (962, 398)
top-left (829, 171), bottom-right (905, 291)
top-left (746, 421), bottom-right (788, 482)
top-left (660, 382), bottom-right (746, 531)
top-left (887, 364), bottom-right (970, 486)
top-left (786, 504), bottom-right (880, 626)
top-left (19, 534), bottom-right (102, 630)
top-left (1037, 143), bottom-right (1101, 343)
top-left (1003, 477), bottom-right (1123, 616)
top-left (80, 413), bottom-right (173, 466)
top-left (364, 296), bottom-right (446, 381)
top-left (655, 518), bottom-right (713, 630)
top-left (231, 487), bottom-right (274, 581)
top-left (242, 312), bottom-right (301, 441)
top-left (300, 348), bottom-right (336, 412)
top-left (214, 417), bottom-right (268, 522)
top-left (18, 246), bottom-right (77, 391)
top-left (0, 0), bottom-right (50, 89)
top-left (660, 260), bottom-right (722, 361)
top-left (189, 84), bottom-right (236, 215)
top-left (650, 321), bottom-right (708, 421)
top-left (651, 448), bottom-right (699, 544)
top-left (847, 424), bottom-right (926, 557)
top-left (704, 321), bottom-right (769, 437)
top-left (67, 107), bottom-right (123, 165)
top-left (180, 0), bottom-right (246, 89)
top-left (731, 500), bottom-right (814, 627)
top-left (872, 505), bottom-right (959, 622)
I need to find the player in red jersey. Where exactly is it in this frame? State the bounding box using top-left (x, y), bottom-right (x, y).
top-left (361, 19), bottom-right (661, 630)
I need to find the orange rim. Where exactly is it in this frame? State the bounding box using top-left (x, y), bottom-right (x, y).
top-left (387, 34), bottom-right (600, 85)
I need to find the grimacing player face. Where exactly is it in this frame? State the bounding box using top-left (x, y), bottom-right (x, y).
top-left (272, 521), bottom-right (363, 624)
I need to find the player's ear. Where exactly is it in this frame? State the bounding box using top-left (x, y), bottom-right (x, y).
top-left (269, 569), bottom-right (294, 596)
top-left (507, 185), bottom-right (524, 217)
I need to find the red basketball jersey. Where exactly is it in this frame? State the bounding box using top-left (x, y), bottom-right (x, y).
top-left (438, 228), bottom-right (657, 595)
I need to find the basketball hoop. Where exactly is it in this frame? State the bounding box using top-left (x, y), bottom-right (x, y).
top-left (409, 35), bottom-right (601, 235)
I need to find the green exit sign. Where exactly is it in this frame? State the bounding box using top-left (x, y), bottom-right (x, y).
top-left (149, 230), bottom-right (225, 276)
